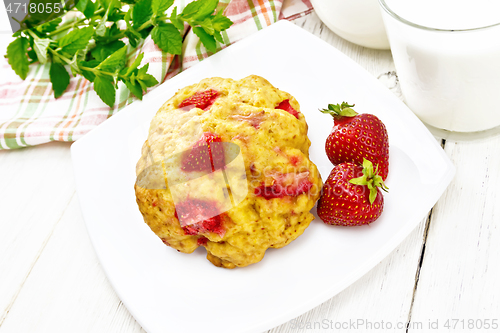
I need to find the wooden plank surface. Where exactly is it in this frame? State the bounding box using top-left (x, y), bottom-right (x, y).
top-left (0, 142), bottom-right (75, 326)
top-left (0, 196), bottom-right (145, 333)
top-left (409, 136), bottom-right (500, 332)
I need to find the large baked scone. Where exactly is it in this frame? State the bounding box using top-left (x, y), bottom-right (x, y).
top-left (135, 75), bottom-right (322, 268)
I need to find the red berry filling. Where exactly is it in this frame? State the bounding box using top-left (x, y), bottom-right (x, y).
top-left (181, 132), bottom-right (226, 172)
top-left (276, 99), bottom-right (299, 119)
top-left (197, 237), bottom-right (209, 246)
top-left (174, 198), bottom-right (225, 237)
top-left (178, 89), bottom-right (219, 111)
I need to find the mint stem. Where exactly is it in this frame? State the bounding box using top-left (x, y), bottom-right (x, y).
top-left (47, 8), bottom-right (106, 37)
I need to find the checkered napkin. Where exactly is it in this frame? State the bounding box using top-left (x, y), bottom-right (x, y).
top-left (0, 0), bottom-right (312, 150)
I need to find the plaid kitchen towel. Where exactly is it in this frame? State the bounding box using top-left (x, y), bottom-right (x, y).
top-left (0, 0), bottom-right (312, 150)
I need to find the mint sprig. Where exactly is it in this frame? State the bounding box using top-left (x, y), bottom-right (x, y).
top-left (5, 0), bottom-right (233, 107)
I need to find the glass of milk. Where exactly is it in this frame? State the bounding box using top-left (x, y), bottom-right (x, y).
top-left (379, 0), bottom-right (500, 136)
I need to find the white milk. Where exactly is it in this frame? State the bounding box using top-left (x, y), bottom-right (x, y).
top-left (381, 0), bottom-right (500, 132)
top-left (311, 0), bottom-right (390, 49)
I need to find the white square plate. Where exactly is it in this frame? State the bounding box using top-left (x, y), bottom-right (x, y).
top-left (72, 20), bottom-right (455, 333)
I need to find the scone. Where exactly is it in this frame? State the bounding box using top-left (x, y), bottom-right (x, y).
top-left (135, 75), bottom-right (322, 268)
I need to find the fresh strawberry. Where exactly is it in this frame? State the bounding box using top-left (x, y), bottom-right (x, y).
top-left (320, 102), bottom-right (389, 180)
top-left (178, 89), bottom-right (219, 111)
top-left (276, 99), bottom-right (300, 119)
top-left (317, 159), bottom-right (388, 226)
top-left (181, 132), bottom-right (225, 172)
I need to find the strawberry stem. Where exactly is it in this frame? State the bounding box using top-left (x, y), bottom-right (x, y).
top-left (319, 102), bottom-right (358, 118)
top-left (349, 158), bottom-right (388, 204)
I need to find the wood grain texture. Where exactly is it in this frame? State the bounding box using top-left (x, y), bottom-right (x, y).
top-left (0, 142), bottom-right (75, 325)
top-left (0, 196), bottom-right (146, 333)
top-left (409, 136), bottom-right (500, 331)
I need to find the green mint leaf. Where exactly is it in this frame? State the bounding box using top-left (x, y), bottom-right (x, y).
top-left (199, 18), bottom-right (214, 35)
top-left (139, 26), bottom-right (153, 39)
top-left (80, 59), bottom-right (100, 68)
top-left (169, 7), bottom-right (184, 31)
top-left (6, 37), bottom-right (30, 80)
top-left (97, 45), bottom-right (128, 72)
top-left (33, 38), bottom-right (51, 64)
top-left (28, 49), bottom-right (38, 63)
top-left (108, 9), bottom-right (126, 22)
top-left (193, 26), bottom-right (216, 53)
top-left (35, 18), bottom-right (62, 34)
top-left (49, 62), bottom-right (70, 98)
top-left (180, 0), bottom-right (218, 21)
top-left (91, 40), bottom-right (126, 62)
top-left (106, 23), bottom-right (122, 37)
top-left (123, 53), bottom-right (144, 76)
top-left (213, 30), bottom-right (223, 43)
top-left (96, 20), bottom-right (107, 37)
top-left (152, 0), bottom-right (173, 16)
top-left (137, 62), bottom-right (149, 76)
top-left (96, 0), bottom-right (118, 36)
top-left (123, 79), bottom-right (143, 99)
top-left (59, 27), bottom-right (95, 55)
top-left (136, 63), bottom-right (158, 88)
top-left (179, 0), bottom-right (202, 20)
top-left (94, 75), bottom-right (116, 107)
top-left (192, 0), bottom-right (219, 20)
top-left (125, 31), bottom-right (138, 48)
top-left (96, 14), bottom-right (109, 37)
top-left (137, 78), bottom-right (148, 91)
top-left (133, 0), bottom-right (153, 28)
top-left (125, 9), bottom-right (142, 40)
top-left (124, 63), bottom-right (158, 94)
top-left (76, 0), bottom-right (95, 19)
top-left (137, 73), bottom-right (158, 89)
top-left (99, 0), bottom-right (113, 8)
top-left (96, 21), bottom-right (107, 37)
top-left (212, 11), bottom-right (233, 31)
top-left (151, 24), bottom-right (182, 55)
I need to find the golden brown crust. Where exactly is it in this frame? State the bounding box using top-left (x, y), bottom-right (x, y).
top-left (135, 75), bottom-right (322, 268)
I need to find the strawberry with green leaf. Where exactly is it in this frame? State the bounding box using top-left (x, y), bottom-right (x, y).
top-left (317, 159), bottom-right (388, 226)
top-left (320, 102), bottom-right (389, 180)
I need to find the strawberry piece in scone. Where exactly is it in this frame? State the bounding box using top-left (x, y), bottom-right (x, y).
top-left (276, 99), bottom-right (300, 119)
top-left (175, 198), bottom-right (226, 237)
top-left (178, 89), bottom-right (219, 111)
top-left (182, 132), bottom-right (226, 172)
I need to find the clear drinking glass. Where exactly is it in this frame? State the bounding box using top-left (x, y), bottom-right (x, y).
top-left (379, 0), bottom-right (500, 139)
